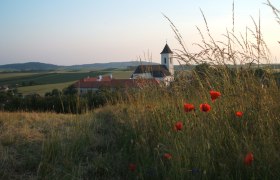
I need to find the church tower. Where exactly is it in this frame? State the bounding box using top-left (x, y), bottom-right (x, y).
top-left (160, 43), bottom-right (174, 76)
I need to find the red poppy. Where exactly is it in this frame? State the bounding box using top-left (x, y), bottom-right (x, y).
top-left (210, 90), bottom-right (221, 101)
top-left (129, 163), bottom-right (136, 172)
top-left (163, 153), bottom-right (172, 160)
top-left (184, 103), bottom-right (195, 112)
top-left (236, 111), bottom-right (243, 117)
top-left (175, 121), bottom-right (183, 131)
top-left (200, 103), bottom-right (211, 112)
top-left (244, 152), bottom-right (254, 165)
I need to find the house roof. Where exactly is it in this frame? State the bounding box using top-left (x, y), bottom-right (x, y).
top-left (160, 44), bottom-right (173, 54)
top-left (133, 65), bottom-right (171, 77)
top-left (81, 76), bottom-right (111, 82)
top-left (73, 77), bottom-right (160, 89)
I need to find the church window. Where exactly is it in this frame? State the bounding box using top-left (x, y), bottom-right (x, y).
top-left (170, 58), bottom-right (173, 64)
top-left (164, 58), bottom-right (167, 64)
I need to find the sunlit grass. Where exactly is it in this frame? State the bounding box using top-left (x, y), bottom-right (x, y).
top-left (0, 112), bottom-right (87, 179)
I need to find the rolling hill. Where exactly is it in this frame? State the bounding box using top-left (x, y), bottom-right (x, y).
top-left (0, 61), bottom-right (158, 71)
top-left (0, 62), bottom-right (59, 71)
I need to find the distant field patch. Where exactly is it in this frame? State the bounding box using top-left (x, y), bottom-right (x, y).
top-left (0, 72), bottom-right (38, 80)
top-left (17, 81), bottom-right (75, 96)
top-left (0, 71), bottom-right (109, 86)
top-left (108, 70), bottom-right (133, 79)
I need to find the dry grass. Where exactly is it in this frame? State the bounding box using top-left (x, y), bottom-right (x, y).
top-left (0, 112), bottom-right (92, 179)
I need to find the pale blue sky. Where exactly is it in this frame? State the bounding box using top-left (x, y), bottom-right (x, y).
top-left (0, 0), bottom-right (279, 65)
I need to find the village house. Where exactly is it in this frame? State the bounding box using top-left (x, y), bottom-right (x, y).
top-left (74, 43), bottom-right (175, 94)
top-left (74, 75), bottom-right (160, 94)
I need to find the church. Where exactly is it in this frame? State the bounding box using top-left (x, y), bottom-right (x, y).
top-left (131, 43), bottom-right (174, 84)
top-left (73, 43), bottom-right (174, 94)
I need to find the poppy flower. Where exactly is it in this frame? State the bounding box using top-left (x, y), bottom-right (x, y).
top-left (174, 121), bottom-right (183, 131)
top-left (184, 103), bottom-right (195, 112)
top-left (236, 111), bottom-right (243, 117)
top-left (200, 103), bottom-right (211, 112)
top-left (129, 163), bottom-right (136, 172)
top-left (244, 152), bottom-right (254, 165)
top-left (210, 90), bottom-right (221, 101)
top-left (163, 153), bottom-right (172, 160)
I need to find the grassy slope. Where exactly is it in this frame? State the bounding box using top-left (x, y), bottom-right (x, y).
top-left (0, 112), bottom-right (90, 179)
top-left (0, 110), bottom-right (132, 179)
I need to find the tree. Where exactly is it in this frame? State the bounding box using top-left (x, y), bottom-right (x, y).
top-left (63, 85), bottom-right (77, 95)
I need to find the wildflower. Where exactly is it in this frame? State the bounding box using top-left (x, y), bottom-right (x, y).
top-left (200, 103), bottom-right (211, 112)
top-left (175, 121), bottom-right (183, 131)
top-left (210, 90), bottom-right (221, 101)
top-left (184, 103), bottom-right (195, 112)
top-left (129, 163), bottom-right (136, 172)
top-left (244, 152), bottom-right (254, 165)
top-left (163, 153), bottom-right (172, 160)
top-left (236, 111), bottom-right (243, 117)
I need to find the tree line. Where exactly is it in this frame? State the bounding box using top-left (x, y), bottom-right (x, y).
top-left (0, 85), bottom-right (126, 113)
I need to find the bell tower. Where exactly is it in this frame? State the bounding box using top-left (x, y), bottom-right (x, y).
top-left (160, 43), bottom-right (174, 76)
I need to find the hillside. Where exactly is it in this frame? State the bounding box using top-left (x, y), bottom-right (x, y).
top-left (0, 61), bottom-right (159, 71)
top-left (67, 61), bottom-right (158, 70)
top-left (0, 62), bottom-right (59, 71)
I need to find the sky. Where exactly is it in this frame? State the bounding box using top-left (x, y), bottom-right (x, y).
top-left (0, 0), bottom-right (279, 65)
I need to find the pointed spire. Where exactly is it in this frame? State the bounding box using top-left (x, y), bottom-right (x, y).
top-left (160, 43), bottom-right (173, 54)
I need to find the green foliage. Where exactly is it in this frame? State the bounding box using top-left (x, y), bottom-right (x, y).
top-left (0, 85), bottom-right (127, 113)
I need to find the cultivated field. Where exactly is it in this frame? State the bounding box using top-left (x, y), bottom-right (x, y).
top-left (0, 70), bottom-right (133, 95)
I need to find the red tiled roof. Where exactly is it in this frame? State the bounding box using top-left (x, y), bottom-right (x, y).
top-left (82, 77), bottom-right (97, 82)
top-left (81, 76), bottom-right (112, 82)
top-left (74, 77), bottom-right (160, 89)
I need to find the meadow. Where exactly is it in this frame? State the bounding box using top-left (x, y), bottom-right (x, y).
top-left (1, 1), bottom-right (280, 179)
top-left (1, 68), bottom-right (280, 179)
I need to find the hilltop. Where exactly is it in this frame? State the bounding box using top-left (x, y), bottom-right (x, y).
top-left (0, 61), bottom-right (159, 72)
top-left (0, 62), bottom-right (59, 71)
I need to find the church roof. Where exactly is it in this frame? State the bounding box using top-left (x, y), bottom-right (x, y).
top-left (160, 44), bottom-right (173, 54)
top-left (133, 65), bottom-right (171, 77)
